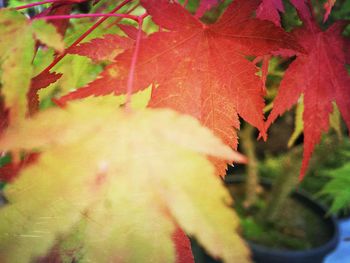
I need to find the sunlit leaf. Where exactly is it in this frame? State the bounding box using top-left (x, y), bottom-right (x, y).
top-left (0, 98), bottom-right (249, 263)
top-left (0, 9), bottom-right (64, 121)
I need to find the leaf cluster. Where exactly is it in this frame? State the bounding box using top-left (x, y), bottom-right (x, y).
top-left (0, 0), bottom-right (349, 262)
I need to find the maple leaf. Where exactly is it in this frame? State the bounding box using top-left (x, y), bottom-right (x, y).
top-left (32, 20), bottom-right (65, 52)
top-left (58, 0), bottom-right (302, 175)
top-left (34, 1), bottom-right (75, 36)
top-left (28, 71), bottom-right (63, 116)
top-left (256, 0), bottom-right (284, 26)
top-left (255, 0), bottom-right (311, 27)
top-left (289, 0), bottom-right (313, 23)
top-left (45, 54), bottom-right (102, 99)
top-left (68, 34), bottom-right (133, 62)
top-left (29, 22), bottom-right (126, 114)
top-left (118, 24), bottom-right (147, 40)
top-left (0, 97), bottom-right (9, 134)
top-left (0, 9), bottom-right (64, 122)
top-left (266, 20), bottom-right (350, 180)
top-left (0, 153), bottom-right (39, 183)
top-left (0, 98), bottom-right (249, 263)
top-left (288, 99), bottom-right (343, 148)
top-left (173, 228), bottom-right (194, 263)
top-left (323, 0), bottom-right (336, 22)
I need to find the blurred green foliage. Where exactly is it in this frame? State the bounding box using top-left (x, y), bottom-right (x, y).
top-left (319, 163), bottom-right (350, 214)
top-left (258, 136), bottom-right (350, 215)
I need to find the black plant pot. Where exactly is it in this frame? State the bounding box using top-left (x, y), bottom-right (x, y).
top-left (0, 0), bottom-right (7, 8)
top-left (191, 175), bottom-right (340, 263)
top-left (336, 210), bottom-right (350, 220)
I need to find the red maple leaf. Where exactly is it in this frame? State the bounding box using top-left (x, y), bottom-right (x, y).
top-left (256, 0), bottom-right (311, 27)
top-left (290, 0), bottom-right (312, 23)
top-left (173, 227), bottom-right (194, 263)
top-left (28, 71), bottom-right (63, 116)
top-left (0, 97), bottom-right (9, 135)
top-left (57, 0), bottom-right (302, 175)
top-left (27, 2), bottom-right (75, 115)
top-left (34, 2), bottom-right (75, 37)
top-left (323, 0), bottom-right (336, 22)
top-left (118, 24), bottom-right (147, 40)
top-left (256, 0), bottom-right (284, 26)
top-left (0, 153), bottom-right (39, 183)
top-left (346, 39), bottom-right (350, 64)
top-left (266, 16), bottom-right (350, 180)
top-left (68, 34), bottom-right (133, 62)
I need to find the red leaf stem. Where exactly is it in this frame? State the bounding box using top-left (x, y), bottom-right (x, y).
top-left (125, 13), bottom-right (147, 108)
top-left (15, 0), bottom-right (58, 10)
top-left (28, 0), bottom-right (133, 113)
top-left (33, 13), bottom-right (139, 22)
top-left (39, 0), bottom-right (133, 73)
top-left (107, 2), bottom-right (140, 29)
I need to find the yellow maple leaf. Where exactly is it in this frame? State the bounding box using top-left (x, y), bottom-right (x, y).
top-left (0, 9), bottom-right (64, 121)
top-left (0, 98), bottom-right (249, 263)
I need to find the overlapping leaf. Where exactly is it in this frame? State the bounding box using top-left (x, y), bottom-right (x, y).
top-left (29, 22), bottom-right (127, 114)
top-left (28, 72), bottom-right (63, 115)
top-left (68, 34), bottom-right (133, 62)
top-left (323, 0), bottom-right (336, 22)
top-left (256, 0), bottom-right (284, 26)
top-left (0, 98), bottom-right (249, 263)
top-left (256, 0), bottom-right (312, 27)
top-left (58, 0), bottom-right (302, 175)
top-left (266, 17), bottom-right (350, 179)
top-left (34, 1), bottom-right (74, 36)
top-left (0, 9), bottom-right (64, 122)
top-left (0, 97), bottom-right (8, 134)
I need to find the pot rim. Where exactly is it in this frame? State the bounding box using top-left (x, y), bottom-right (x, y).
top-left (224, 174), bottom-right (340, 256)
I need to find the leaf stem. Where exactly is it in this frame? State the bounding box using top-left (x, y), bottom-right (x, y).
top-left (15, 0), bottom-right (57, 10)
top-left (28, 0), bottom-right (133, 113)
top-left (125, 13), bottom-right (147, 109)
top-left (107, 2), bottom-right (140, 29)
top-left (37, 0), bottom-right (133, 73)
top-left (33, 13), bottom-right (139, 22)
